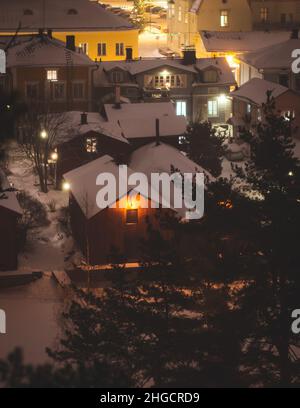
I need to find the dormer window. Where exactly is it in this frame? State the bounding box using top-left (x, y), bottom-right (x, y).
top-left (67, 8), bottom-right (78, 15)
top-left (111, 71), bottom-right (124, 83)
top-left (24, 9), bottom-right (34, 16)
top-left (203, 70), bottom-right (218, 83)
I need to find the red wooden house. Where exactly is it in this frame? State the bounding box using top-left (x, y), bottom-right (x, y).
top-left (0, 171), bottom-right (22, 271)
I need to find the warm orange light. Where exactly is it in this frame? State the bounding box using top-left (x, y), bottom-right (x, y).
top-left (218, 199), bottom-right (233, 209)
top-left (226, 54), bottom-right (239, 69)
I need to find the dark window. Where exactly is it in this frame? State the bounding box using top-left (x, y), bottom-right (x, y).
top-left (26, 83), bottom-right (38, 99)
top-left (279, 74), bottom-right (289, 87)
top-left (126, 209), bottom-right (138, 224)
top-left (68, 9), bottom-right (78, 15)
top-left (116, 43), bottom-right (124, 56)
top-left (97, 43), bottom-right (107, 56)
top-left (23, 9), bottom-right (33, 15)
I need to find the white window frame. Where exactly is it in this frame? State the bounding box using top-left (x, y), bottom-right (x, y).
top-left (116, 43), bottom-right (124, 56)
top-left (86, 137), bottom-right (98, 153)
top-left (208, 100), bottom-right (218, 118)
top-left (176, 100), bottom-right (187, 117)
top-left (220, 10), bottom-right (229, 27)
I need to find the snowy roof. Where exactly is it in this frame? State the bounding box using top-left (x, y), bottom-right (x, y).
top-left (104, 102), bottom-right (187, 139)
top-left (200, 31), bottom-right (291, 53)
top-left (4, 35), bottom-right (94, 68)
top-left (104, 102), bottom-right (179, 122)
top-left (0, 169), bottom-right (22, 216)
top-left (64, 155), bottom-right (170, 219)
top-left (231, 78), bottom-right (289, 106)
top-left (0, 0), bottom-right (135, 32)
top-left (195, 58), bottom-right (236, 85)
top-left (238, 38), bottom-right (300, 70)
top-left (54, 111), bottom-right (129, 146)
top-left (99, 57), bottom-right (235, 86)
top-left (130, 142), bottom-right (207, 176)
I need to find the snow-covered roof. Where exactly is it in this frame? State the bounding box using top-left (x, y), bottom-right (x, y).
top-left (195, 58), bottom-right (236, 85)
top-left (231, 78), bottom-right (289, 106)
top-left (104, 102), bottom-right (187, 139)
top-left (4, 35), bottom-right (94, 68)
top-left (0, 169), bottom-right (22, 216)
top-left (104, 102), bottom-right (179, 122)
top-left (0, 0), bottom-right (135, 32)
top-left (54, 111), bottom-right (129, 146)
top-left (200, 31), bottom-right (291, 53)
top-left (130, 142), bottom-right (207, 176)
top-left (64, 155), bottom-right (170, 219)
top-left (238, 38), bottom-right (300, 70)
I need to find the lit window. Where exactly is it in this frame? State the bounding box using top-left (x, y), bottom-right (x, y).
top-left (179, 135), bottom-right (186, 145)
top-left (247, 104), bottom-right (251, 114)
top-left (97, 43), bottom-right (107, 56)
top-left (153, 74), bottom-right (184, 89)
top-left (116, 43), bottom-right (124, 56)
top-left (178, 6), bottom-right (182, 22)
top-left (220, 10), bottom-right (229, 27)
top-left (208, 100), bottom-right (218, 117)
top-left (176, 100), bottom-right (187, 116)
top-left (47, 70), bottom-right (57, 81)
top-left (86, 137), bottom-right (98, 153)
top-left (184, 12), bottom-right (188, 24)
top-left (126, 209), bottom-right (138, 224)
top-left (79, 43), bottom-right (88, 54)
top-left (260, 7), bottom-right (268, 22)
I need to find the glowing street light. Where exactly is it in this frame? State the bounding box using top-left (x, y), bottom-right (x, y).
top-left (218, 94), bottom-right (227, 104)
top-left (40, 129), bottom-right (48, 139)
top-left (62, 181), bottom-right (71, 191)
top-left (51, 151), bottom-right (58, 162)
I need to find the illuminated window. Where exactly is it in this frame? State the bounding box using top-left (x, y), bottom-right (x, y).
top-left (79, 43), bottom-right (88, 54)
top-left (126, 209), bottom-right (138, 224)
top-left (184, 12), bottom-right (188, 24)
top-left (86, 137), bottom-right (98, 153)
top-left (179, 135), bottom-right (186, 145)
top-left (208, 100), bottom-right (218, 117)
top-left (47, 70), bottom-right (57, 81)
top-left (220, 10), bottom-right (228, 27)
top-left (97, 43), bottom-right (107, 56)
top-left (178, 6), bottom-right (182, 22)
top-left (153, 74), bottom-right (184, 88)
top-left (260, 7), bottom-right (268, 22)
top-left (116, 43), bottom-right (124, 56)
top-left (176, 100), bottom-right (187, 116)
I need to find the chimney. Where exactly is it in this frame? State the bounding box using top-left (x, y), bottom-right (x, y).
top-left (291, 29), bottom-right (299, 39)
top-left (81, 112), bottom-right (88, 125)
top-left (47, 29), bottom-right (53, 38)
top-left (66, 35), bottom-right (76, 52)
top-left (155, 118), bottom-right (160, 146)
top-left (114, 86), bottom-right (121, 109)
top-left (182, 47), bottom-right (196, 66)
top-left (126, 47), bottom-right (133, 61)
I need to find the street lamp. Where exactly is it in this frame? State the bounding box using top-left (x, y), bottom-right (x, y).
top-left (62, 181), bottom-right (71, 191)
top-left (40, 129), bottom-right (48, 139)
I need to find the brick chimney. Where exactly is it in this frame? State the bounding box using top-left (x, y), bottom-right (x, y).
top-left (182, 47), bottom-right (196, 66)
top-left (66, 35), bottom-right (76, 52)
top-left (81, 112), bottom-right (88, 125)
top-left (114, 86), bottom-right (121, 109)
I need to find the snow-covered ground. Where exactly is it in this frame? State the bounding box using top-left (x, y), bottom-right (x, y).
top-left (139, 30), bottom-right (167, 58)
top-left (0, 142), bottom-right (75, 364)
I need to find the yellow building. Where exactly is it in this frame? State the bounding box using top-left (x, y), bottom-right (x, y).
top-left (0, 0), bottom-right (139, 61)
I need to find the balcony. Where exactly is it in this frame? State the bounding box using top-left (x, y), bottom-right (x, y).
top-left (142, 87), bottom-right (171, 102)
